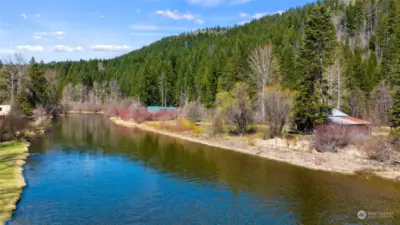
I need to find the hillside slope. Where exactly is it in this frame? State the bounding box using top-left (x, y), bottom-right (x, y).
top-left (49, 0), bottom-right (399, 117)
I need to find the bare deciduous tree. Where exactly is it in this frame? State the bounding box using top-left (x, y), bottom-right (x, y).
top-left (97, 62), bottom-right (105, 72)
top-left (249, 45), bottom-right (274, 123)
top-left (183, 101), bottom-right (205, 122)
top-left (74, 83), bottom-right (86, 102)
top-left (108, 79), bottom-right (120, 102)
top-left (44, 69), bottom-right (60, 115)
top-left (4, 53), bottom-right (25, 104)
top-left (61, 83), bottom-right (74, 112)
top-left (223, 83), bottom-right (253, 135)
top-left (346, 88), bottom-right (367, 118)
top-left (327, 55), bottom-right (344, 109)
top-left (93, 81), bottom-right (102, 104)
top-left (260, 86), bottom-right (293, 138)
top-left (61, 80), bottom-right (122, 113)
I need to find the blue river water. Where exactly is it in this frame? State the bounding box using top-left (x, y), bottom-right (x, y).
top-left (7, 115), bottom-right (400, 224)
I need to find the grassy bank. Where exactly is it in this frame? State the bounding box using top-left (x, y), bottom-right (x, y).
top-left (110, 117), bottom-right (400, 181)
top-left (0, 142), bottom-right (29, 225)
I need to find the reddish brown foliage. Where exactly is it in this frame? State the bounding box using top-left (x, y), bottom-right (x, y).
top-left (104, 104), bottom-right (178, 123)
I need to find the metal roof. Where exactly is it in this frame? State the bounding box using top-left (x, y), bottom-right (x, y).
top-left (328, 109), bottom-right (371, 125)
top-left (331, 109), bottom-right (349, 117)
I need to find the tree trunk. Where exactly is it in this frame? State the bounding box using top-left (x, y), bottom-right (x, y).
top-left (337, 65), bottom-right (341, 110)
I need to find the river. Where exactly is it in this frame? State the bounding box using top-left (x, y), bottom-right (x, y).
top-left (7, 115), bottom-right (400, 224)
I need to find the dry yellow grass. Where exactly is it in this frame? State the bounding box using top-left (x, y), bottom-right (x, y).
top-left (0, 141), bottom-right (29, 225)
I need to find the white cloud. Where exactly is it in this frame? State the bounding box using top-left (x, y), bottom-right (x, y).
top-left (195, 19), bottom-right (204, 24)
top-left (51, 31), bottom-right (65, 39)
top-left (156, 10), bottom-right (194, 20)
top-left (35, 14), bottom-right (41, 18)
top-left (186, 0), bottom-right (224, 7)
top-left (21, 13), bottom-right (27, 19)
top-left (89, 45), bottom-right (131, 52)
top-left (33, 31), bottom-right (65, 40)
top-left (156, 10), bottom-right (203, 24)
top-left (239, 12), bottom-right (248, 17)
top-left (252, 12), bottom-right (266, 19)
top-left (15, 45), bottom-right (45, 52)
top-left (239, 11), bottom-right (283, 21)
top-left (239, 20), bottom-right (249, 25)
top-left (131, 25), bottom-right (159, 30)
top-left (51, 45), bottom-right (84, 52)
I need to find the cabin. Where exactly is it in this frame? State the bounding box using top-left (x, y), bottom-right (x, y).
top-left (0, 105), bottom-right (11, 116)
top-left (326, 109), bottom-right (372, 136)
top-left (147, 106), bottom-right (177, 113)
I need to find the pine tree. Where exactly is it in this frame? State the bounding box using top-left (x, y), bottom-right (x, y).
top-left (18, 57), bottom-right (51, 115)
top-left (390, 88), bottom-right (400, 132)
top-left (293, 4), bottom-right (337, 132)
top-left (29, 57), bottom-right (49, 108)
top-left (279, 37), bottom-right (297, 89)
top-left (0, 65), bottom-right (8, 103)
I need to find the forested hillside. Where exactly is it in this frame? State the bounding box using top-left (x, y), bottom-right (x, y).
top-left (48, 0), bottom-right (399, 127)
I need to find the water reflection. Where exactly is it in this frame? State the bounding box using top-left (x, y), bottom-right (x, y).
top-left (10, 115), bottom-right (400, 224)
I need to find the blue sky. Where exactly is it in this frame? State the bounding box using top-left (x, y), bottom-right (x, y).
top-left (0, 0), bottom-right (312, 62)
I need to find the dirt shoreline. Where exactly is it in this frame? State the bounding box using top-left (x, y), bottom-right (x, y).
top-left (0, 142), bottom-right (29, 225)
top-left (110, 117), bottom-right (400, 181)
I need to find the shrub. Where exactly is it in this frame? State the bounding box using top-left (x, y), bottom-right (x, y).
top-left (155, 118), bottom-right (198, 133)
top-left (216, 83), bottom-right (253, 135)
top-left (183, 101), bottom-right (206, 122)
top-left (151, 109), bottom-right (178, 121)
top-left (132, 108), bottom-right (152, 123)
top-left (180, 118), bottom-right (199, 133)
top-left (103, 99), bottom-right (144, 119)
top-left (209, 109), bottom-right (224, 136)
top-left (314, 125), bottom-right (362, 152)
top-left (32, 106), bottom-right (47, 118)
top-left (260, 86), bottom-right (293, 139)
top-left (362, 136), bottom-right (400, 164)
top-left (0, 115), bottom-right (29, 141)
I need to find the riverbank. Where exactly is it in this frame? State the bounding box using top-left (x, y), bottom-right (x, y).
top-left (67, 110), bottom-right (103, 115)
top-left (110, 117), bottom-right (400, 181)
top-left (0, 142), bottom-right (29, 225)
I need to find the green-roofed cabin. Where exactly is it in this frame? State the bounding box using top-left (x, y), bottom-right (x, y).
top-left (147, 106), bottom-right (177, 113)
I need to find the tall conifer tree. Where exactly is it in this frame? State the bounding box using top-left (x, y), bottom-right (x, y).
top-left (293, 4), bottom-right (337, 132)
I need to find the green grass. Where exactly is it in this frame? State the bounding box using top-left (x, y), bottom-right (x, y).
top-left (0, 141), bottom-right (29, 225)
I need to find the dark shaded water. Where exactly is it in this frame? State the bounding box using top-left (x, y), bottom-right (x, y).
top-left (7, 115), bottom-right (400, 224)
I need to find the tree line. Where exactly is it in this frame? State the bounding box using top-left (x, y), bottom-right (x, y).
top-left (0, 0), bottom-right (399, 133)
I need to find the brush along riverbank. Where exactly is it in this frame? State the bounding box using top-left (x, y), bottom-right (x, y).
top-left (110, 117), bottom-right (400, 181)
